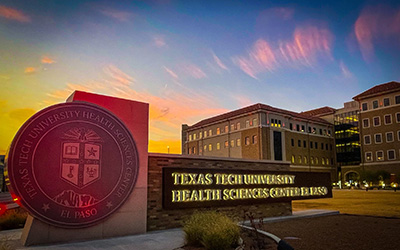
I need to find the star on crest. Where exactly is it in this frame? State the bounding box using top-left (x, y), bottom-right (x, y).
top-left (42, 203), bottom-right (50, 212)
top-left (88, 147), bottom-right (97, 157)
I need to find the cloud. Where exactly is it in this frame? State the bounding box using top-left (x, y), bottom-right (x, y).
top-left (270, 7), bottom-right (294, 20)
top-left (45, 65), bottom-right (227, 152)
top-left (41, 56), bottom-right (56, 64)
top-left (233, 25), bottom-right (333, 78)
top-left (211, 51), bottom-right (229, 71)
top-left (354, 5), bottom-right (400, 61)
top-left (181, 63), bottom-right (207, 79)
top-left (163, 66), bottom-right (179, 79)
top-left (339, 61), bottom-right (354, 79)
top-left (153, 35), bottom-right (167, 48)
top-left (232, 95), bottom-right (253, 107)
top-left (98, 7), bottom-right (132, 22)
top-left (24, 67), bottom-right (37, 74)
top-left (0, 5), bottom-right (31, 23)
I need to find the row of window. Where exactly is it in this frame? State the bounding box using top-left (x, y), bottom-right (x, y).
top-left (365, 150), bottom-right (398, 162)
top-left (187, 135), bottom-right (258, 154)
top-left (187, 118), bottom-right (258, 141)
top-left (362, 113), bottom-right (400, 128)
top-left (291, 155), bottom-right (333, 166)
top-left (290, 139), bottom-right (333, 151)
top-left (361, 95), bottom-right (400, 111)
top-left (288, 123), bottom-right (332, 136)
top-left (364, 131), bottom-right (400, 145)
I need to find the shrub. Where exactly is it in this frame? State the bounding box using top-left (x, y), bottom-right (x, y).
top-left (0, 208), bottom-right (27, 231)
top-left (183, 211), bottom-right (240, 250)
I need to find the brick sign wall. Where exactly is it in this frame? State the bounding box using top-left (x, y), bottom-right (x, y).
top-left (147, 154), bottom-right (293, 231)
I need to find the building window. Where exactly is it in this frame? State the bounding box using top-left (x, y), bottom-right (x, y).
top-left (322, 158), bottom-right (325, 165)
top-left (290, 123), bottom-right (293, 130)
top-left (321, 142), bottom-right (324, 149)
top-left (230, 140), bottom-right (234, 148)
top-left (217, 128), bottom-right (220, 135)
top-left (189, 134), bottom-right (192, 141)
top-left (296, 124), bottom-right (300, 131)
top-left (365, 152), bottom-right (372, 162)
top-left (373, 116), bottom-right (380, 126)
top-left (204, 145), bottom-right (207, 152)
top-left (383, 98), bottom-right (390, 106)
top-left (208, 144), bottom-right (212, 151)
top-left (308, 127), bottom-right (312, 133)
top-left (199, 148), bottom-right (202, 154)
top-left (253, 118), bottom-right (257, 126)
top-left (396, 113), bottom-right (400, 123)
top-left (315, 157), bottom-right (319, 165)
top-left (236, 122), bottom-right (240, 130)
top-left (384, 114), bottom-right (392, 125)
top-left (236, 138), bottom-right (241, 147)
top-left (298, 140), bottom-right (301, 147)
top-left (364, 135), bottom-right (371, 145)
top-left (303, 140), bottom-right (307, 148)
top-left (313, 127), bottom-right (316, 134)
top-left (224, 125), bottom-right (228, 133)
top-left (325, 144), bottom-right (328, 150)
top-left (386, 132), bottom-right (394, 142)
top-left (362, 102), bottom-right (368, 111)
top-left (252, 135), bottom-right (257, 144)
top-left (376, 151), bottom-right (384, 161)
top-left (204, 131), bottom-right (207, 138)
top-left (398, 130), bottom-right (400, 141)
top-left (246, 120), bottom-right (250, 128)
top-left (224, 141), bottom-right (228, 148)
top-left (301, 125), bottom-right (305, 132)
top-left (315, 142), bottom-right (318, 149)
top-left (217, 143), bottom-right (220, 150)
top-left (328, 130), bottom-right (331, 136)
top-left (231, 124), bottom-right (235, 131)
top-left (298, 156), bottom-right (302, 164)
top-left (373, 100), bottom-right (379, 109)
top-left (291, 155), bottom-right (295, 164)
top-left (291, 139), bottom-right (294, 147)
top-left (388, 150), bottom-right (396, 160)
top-left (319, 129), bottom-right (322, 135)
top-left (193, 147), bottom-right (196, 154)
top-left (310, 141), bottom-right (313, 148)
top-left (396, 95), bottom-right (400, 104)
top-left (304, 156), bottom-right (308, 164)
top-left (199, 132), bottom-right (202, 139)
top-left (375, 134), bottom-right (382, 144)
top-left (245, 137), bottom-right (250, 146)
top-left (330, 144), bottom-right (333, 151)
top-left (209, 129), bottom-right (212, 136)
top-left (188, 147), bottom-right (192, 154)
top-left (193, 134), bottom-right (197, 140)
top-left (363, 118), bottom-right (369, 128)
top-left (311, 157), bottom-right (314, 165)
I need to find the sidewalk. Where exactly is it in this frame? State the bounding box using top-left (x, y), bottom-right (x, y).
top-left (0, 209), bottom-right (338, 250)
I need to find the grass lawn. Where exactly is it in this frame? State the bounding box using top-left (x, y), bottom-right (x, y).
top-left (293, 189), bottom-right (400, 217)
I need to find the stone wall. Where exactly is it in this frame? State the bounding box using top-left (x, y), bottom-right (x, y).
top-left (147, 153), bottom-right (292, 231)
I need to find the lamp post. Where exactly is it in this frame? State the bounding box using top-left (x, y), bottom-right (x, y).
top-left (167, 146), bottom-right (170, 154)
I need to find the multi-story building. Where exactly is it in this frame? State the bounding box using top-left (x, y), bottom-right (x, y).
top-left (182, 103), bottom-right (336, 180)
top-left (353, 81), bottom-right (400, 183)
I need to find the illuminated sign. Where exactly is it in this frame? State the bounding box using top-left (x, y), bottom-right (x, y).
top-left (6, 102), bottom-right (139, 228)
top-left (163, 168), bottom-right (332, 209)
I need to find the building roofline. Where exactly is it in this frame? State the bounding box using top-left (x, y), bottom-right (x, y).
top-left (353, 81), bottom-right (400, 101)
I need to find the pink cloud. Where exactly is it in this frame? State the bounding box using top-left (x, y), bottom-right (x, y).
top-left (98, 8), bottom-right (132, 22)
top-left (212, 51), bottom-right (228, 71)
top-left (354, 5), bottom-right (400, 62)
top-left (182, 64), bottom-right (207, 79)
top-left (103, 64), bottom-right (134, 85)
top-left (0, 6), bottom-right (30, 23)
top-left (233, 25), bottom-right (333, 78)
top-left (339, 61), bottom-right (354, 79)
top-left (153, 35), bottom-right (167, 48)
top-left (24, 67), bottom-right (36, 74)
top-left (163, 66), bottom-right (179, 79)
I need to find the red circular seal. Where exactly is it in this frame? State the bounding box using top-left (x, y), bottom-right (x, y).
top-left (6, 102), bottom-right (139, 228)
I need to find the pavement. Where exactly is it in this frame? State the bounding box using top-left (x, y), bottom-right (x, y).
top-left (0, 209), bottom-right (339, 250)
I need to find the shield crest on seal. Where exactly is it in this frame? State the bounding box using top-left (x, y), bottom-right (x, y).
top-left (61, 128), bottom-right (102, 188)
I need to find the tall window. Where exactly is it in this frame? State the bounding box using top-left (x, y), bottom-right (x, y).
top-left (396, 95), bottom-right (400, 104)
top-left (225, 125), bottom-right (229, 133)
top-left (386, 132), bottom-right (394, 142)
top-left (376, 151), bottom-right (384, 161)
top-left (224, 141), bottom-right (228, 148)
top-left (388, 150), bottom-right (395, 160)
top-left (291, 139), bottom-right (294, 147)
top-left (236, 122), bottom-right (240, 130)
top-left (199, 132), bottom-right (202, 139)
top-left (209, 129), bottom-right (212, 136)
top-left (364, 135), bottom-right (371, 145)
top-left (216, 142), bottom-right (220, 150)
top-left (363, 118), bottom-right (369, 128)
top-left (252, 135), bottom-right (257, 144)
top-left (204, 145), bottom-right (207, 152)
top-left (373, 117), bottom-right (380, 126)
top-left (298, 156), bottom-right (302, 164)
top-left (303, 140), bottom-right (307, 148)
top-left (204, 131), bottom-right (207, 138)
top-left (310, 141), bottom-right (313, 148)
top-left (311, 157), bottom-right (314, 165)
top-left (253, 118), bottom-right (257, 126)
top-left (217, 128), bottom-right (220, 135)
top-left (301, 125), bottom-right (305, 132)
top-left (298, 140), bottom-right (301, 147)
top-left (396, 113), bottom-right (400, 123)
top-left (230, 140), bottom-right (234, 148)
top-left (373, 100), bottom-right (379, 109)
top-left (365, 152), bottom-right (372, 162)
top-left (290, 123), bottom-right (293, 130)
top-left (208, 144), bottom-right (212, 151)
top-left (362, 103), bottom-right (368, 111)
top-left (246, 120), bottom-right (250, 128)
top-left (189, 134), bottom-right (192, 141)
top-left (231, 124), bottom-right (235, 131)
top-left (236, 138), bottom-right (241, 147)
top-left (304, 156), bottom-right (308, 164)
top-left (315, 142), bottom-right (318, 149)
top-left (245, 136), bottom-right (250, 146)
top-left (193, 133), bottom-right (197, 140)
top-left (291, 155), bottom-right (295, 164)
top-left (384, 114), bottom-right (392, 125)
top-left (296, 124), bottom-right (300, 131)
top-left (384, 98), bottom-right (390, 106)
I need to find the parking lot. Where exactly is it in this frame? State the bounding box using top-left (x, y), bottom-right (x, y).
top-left (293, 189), bottom-right (400, 217)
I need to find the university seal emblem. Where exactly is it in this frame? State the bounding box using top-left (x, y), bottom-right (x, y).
top-left (5, 102), bottom-right (139, 228)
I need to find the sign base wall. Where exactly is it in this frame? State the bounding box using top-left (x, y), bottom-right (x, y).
top-left (21, 91), bottom-right (149, 246)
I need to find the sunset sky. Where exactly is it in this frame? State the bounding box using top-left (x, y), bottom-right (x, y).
top-left (1, 0), bottom-right (399, 155)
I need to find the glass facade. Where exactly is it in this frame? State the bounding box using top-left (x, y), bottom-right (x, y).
top-left (334, 110), bottom-right (361, 166)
